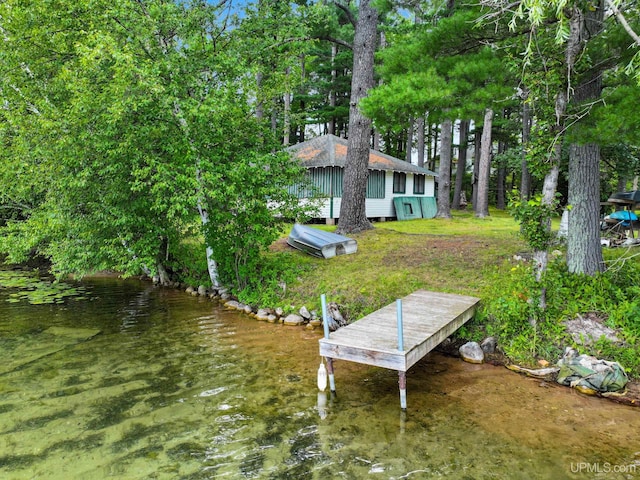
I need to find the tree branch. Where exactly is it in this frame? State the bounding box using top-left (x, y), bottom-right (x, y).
top-left (606, 0), bottom-right (640, 47)
top-left (333, 1), bottom-right (356, 28)
top-left (317, 34), bottom-right (353, 50)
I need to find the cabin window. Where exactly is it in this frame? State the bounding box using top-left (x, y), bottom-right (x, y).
top-left (331, 167), bottom-right (343, 197)
top-left (366, 170), bottom-right (385, 199)
top-left (393, 172), bottom-right (406, 194)
top-left (302, 167), bottom-right (343, 197)
top-left (413, 174), bottom-right (425, 195)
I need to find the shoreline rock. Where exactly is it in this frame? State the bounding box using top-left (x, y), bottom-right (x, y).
top-left (459, 341), bottom-right (484, 364)
top-left (177, 281), bottom-right (339, 332)
top-left (172, 280), bottom-right (640, 407)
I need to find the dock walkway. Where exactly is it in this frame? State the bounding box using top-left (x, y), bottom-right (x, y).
top-left (319, 290), bottom-right (480, 409)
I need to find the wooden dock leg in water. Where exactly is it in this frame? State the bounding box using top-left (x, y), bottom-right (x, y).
top-left (318, 290), bottom-right (480, 410)
top-left (326, 357), bottom-right (336, 393)
top-left (398, 371), bottom-right (407, 410)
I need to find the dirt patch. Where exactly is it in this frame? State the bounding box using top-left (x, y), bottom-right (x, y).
top-left (382, 236), bottom-right (500, 268)
top-left (269, 237), bottom-right (291, 253)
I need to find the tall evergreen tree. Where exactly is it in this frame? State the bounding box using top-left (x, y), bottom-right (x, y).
top-left (436, 118), bottom-right (453, 218)
top-left (362, 5), bottom-right (515, 218)
top-left (336, 0), bottom-right (379, 234)
top-left (485, 0), bottom-right (640, 274)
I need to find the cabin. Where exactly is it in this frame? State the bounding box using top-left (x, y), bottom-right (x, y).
top-left (288, 134), bottom-right (437, 224)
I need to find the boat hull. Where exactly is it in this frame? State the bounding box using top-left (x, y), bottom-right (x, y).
top-left (287, 224), bottom-right (357, 259)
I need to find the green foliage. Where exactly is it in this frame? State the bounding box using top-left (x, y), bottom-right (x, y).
top-left (204, 148), bottom-right (315, 291)
top-left (361, 69), bottom-right (452, 132)
top-left (508, 192), bottom-right (559, 251)
top-left (166, 238), bottom-right (210, 288)
top-left (364, 6), bottom-right (518, 131)
top-left (234, 252), bottom-right (315, 308)
top-left (508, 0), bottom-right (640, 85)
top-left (481, 263), bottom-right (545, 362)
top-left (481, 257), bottom-right (640, 375)
top-left (0, 0), bottom-right (315, 287)
top-left (587, 83), bottom-right (640, 146)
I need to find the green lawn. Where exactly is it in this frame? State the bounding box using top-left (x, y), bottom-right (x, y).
top-left (278, 208), bottom-right (528, 320)
top-left (274, 209), bottom-right (640, 377)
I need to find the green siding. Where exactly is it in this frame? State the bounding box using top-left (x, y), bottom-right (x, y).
top-left (292, 167), bottom-right (343, 198)
top-left (288, 180), bottom-right (310, 199)
top-left (292, 167), bottom-right (387, 198)
top-left (331, 167), bottom-right (343, 197)
top-left (366, 170), bottom-right (385, 199)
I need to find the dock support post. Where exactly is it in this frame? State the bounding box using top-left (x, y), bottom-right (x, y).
top-left (321, 294), bottom-right (330, 340)
top-left (326, 357), bottom-right (336, 393)
top-left (398, 371), bottom-right (407, 411)
top-left (321, 293), bottom-right (336, 393)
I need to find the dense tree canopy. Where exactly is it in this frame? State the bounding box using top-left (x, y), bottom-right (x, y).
top-left (0, 0), bottom-right (311, 288)
top-left (1, 0), bottom-right (639, 285)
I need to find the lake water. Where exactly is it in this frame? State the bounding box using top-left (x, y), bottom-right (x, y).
top-left (0, 272), bottom-right (639, 479)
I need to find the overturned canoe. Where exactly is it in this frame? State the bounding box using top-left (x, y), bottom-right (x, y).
top-left (287, 224), bottom-right (357, 259)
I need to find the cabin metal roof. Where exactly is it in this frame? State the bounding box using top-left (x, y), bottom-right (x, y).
top-left (287, 134), bottom-right (437, 176)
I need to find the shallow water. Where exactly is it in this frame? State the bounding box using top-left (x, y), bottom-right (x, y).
top-left (0, 273), bottom-right (638, 479)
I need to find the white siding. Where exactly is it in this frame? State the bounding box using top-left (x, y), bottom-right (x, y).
top-left (315, 197), bottom-right (341, 219)
top-left (312, 171), bottom-right (435, 219)
top-left (364, 172), bottom-right (435, 218)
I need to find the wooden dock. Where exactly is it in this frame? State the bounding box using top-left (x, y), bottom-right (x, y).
top-left (319, 290), bottom-right (480, 409)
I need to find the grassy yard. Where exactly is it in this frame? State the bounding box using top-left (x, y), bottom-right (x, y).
top-left (272, 209), bottom-right (528, 320)
top-left (264, 209), bottom-right (640, 378)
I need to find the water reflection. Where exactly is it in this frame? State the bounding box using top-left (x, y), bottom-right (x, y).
top-left (317, 392), bottom-right (327, 420)
top-left (0, 274), bottom-right (638, 479)
top-left (118, 286), bottom-right (153, 331)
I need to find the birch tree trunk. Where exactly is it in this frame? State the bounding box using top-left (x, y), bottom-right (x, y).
top-left (520, 96), bottom-right (532, 200)
top-left (172, 100), bottom-right (221, 287)
top-left (336, 0), bottom-right (378, 234)
top-left (283, 67), bottom-right (291, 146)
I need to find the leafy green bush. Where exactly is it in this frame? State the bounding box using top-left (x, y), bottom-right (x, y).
top-left (508, 192), bottom-right (559, 252)
top-left (481, 256), bottom-right (640, 376)
top-left (204, 149), bottom-right (317, 292)
top-left (167, 238), bottom-right (210, 287)
top-left (233, 251), bottom-right (315, 308)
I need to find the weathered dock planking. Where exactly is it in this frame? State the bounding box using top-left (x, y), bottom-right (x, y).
top-left (319, 290), bottom-right (480, 410)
